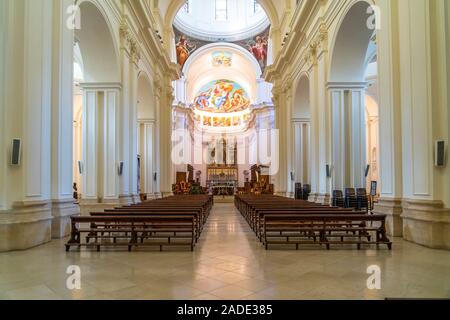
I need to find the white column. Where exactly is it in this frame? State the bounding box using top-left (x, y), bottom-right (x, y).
top-left (0, 0), bottom-right (54, 251)
top-left (328, 84), bottom-right (367, 190)
top-left (159, 85), bottom-right (175, 196)
top-left (0, 0), bottom-right (7, 211)
top-left (119, 56), bottom-right (131, 200)
top-left (272, 89), bottom-right (288, 196)
top-left (103, 89), bottom-right (120, 200)
top-left (81, 89), bottom-right (98, 200)
top-left (50, 0), bottom-right (79, 238)
top-left (329, 89), bottom-right (346, 191)
top-left (139, 121), bottom-right (155, 197)
top-left (311, 43), bottom-right (332, 204)
top-left (80, 84), bottom-right (121, 203)
top-left (292, 120), bottom-right (311, 185)
top-left (372, 0), bottom-right (404, 236)
top-left (128, 57), bottom-right (139, 202)
top-left (397, 0), bottom-right (450, 248)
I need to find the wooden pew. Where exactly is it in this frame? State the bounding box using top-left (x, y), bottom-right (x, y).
top-left (234, 194), bottom-right (392, 251)
top-left (263, 214), bottom-right (392, 250)
top-left (66, 215), bottom-right (196, 252)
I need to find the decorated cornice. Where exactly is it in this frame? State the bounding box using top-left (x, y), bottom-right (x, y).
top-left (124, 0), bottom-right (180, 81)
top-left (120, 21), bottom-right (141, 65)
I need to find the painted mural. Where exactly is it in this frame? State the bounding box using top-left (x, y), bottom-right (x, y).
top-left (194, 80), bottom-right (250, 113)
top-left (212, 51), bottom-right (233, 67)
top-left (174, 26), bottom-right (270, 72)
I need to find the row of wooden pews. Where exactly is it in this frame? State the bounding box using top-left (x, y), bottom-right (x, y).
top-left (235, 195), bottom-right (392, 251)
top-left (65, 195), bottom-right (213, 252)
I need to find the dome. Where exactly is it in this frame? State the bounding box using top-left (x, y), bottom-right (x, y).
top-left (174, 0), bottom-right (270, 42)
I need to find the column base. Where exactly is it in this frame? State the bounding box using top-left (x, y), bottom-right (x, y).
top-left (0, 201), bottom-right (52, 252)
top-left (401, 199), bottom-right (450, 250)
top-left (51, 199), bottom-right (80, 239)
top-left (161, 192), bottom-right (174, 198)
top-left (274, 191), bottom-right (288, 197)
top-left (373, 198), bottom-right (403, 237)
top-left (286, 192), bottom-right (295, 199)
top-left (316, 193), bottom-right (331, 205)
top-left (118, 194), bottom-right (138, 205)
top-left (308, 193), bottom-right (318, 202)
top-left (78, 198), bottom-right (121, 215)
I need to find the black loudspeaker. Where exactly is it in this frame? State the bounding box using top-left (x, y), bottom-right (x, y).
top-left (295, 183), bottom-right (302, 200)
top-left (78, 161), bottom-right (83, 175)
top-left (435, 141), bottom-right (446, 167)
top-left (326, 165), bottom-right (331, 178)
top-left (118, 162), bottom-right (124, 176)
top-left (154, 172), bottom-right (157, 181)
top-left (11, 139), bottom-right (21, 165)
top-left (365, 165), bottom-right (371, 178)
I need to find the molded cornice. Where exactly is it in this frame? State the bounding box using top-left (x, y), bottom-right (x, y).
top-left (124, 0), bottom-right (180, 81)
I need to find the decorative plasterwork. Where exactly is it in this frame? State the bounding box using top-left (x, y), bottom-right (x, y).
top-left (120, 21), bottom-right (141, 65)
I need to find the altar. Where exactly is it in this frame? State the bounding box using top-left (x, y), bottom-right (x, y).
top-left (206, 166), bottom-right (238, 196)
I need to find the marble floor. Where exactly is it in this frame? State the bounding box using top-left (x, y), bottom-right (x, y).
top-left (1, 203), bottom-right (450, 300)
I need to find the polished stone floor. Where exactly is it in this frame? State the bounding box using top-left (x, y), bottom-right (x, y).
top-left (1, 203), bottom-right (450, 300)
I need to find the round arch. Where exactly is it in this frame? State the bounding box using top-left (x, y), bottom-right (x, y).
top-left (183, 43), bottom-right (262, 103)
top-left (183, 42), bottom-right (263, 77)
top-left (75, 0), bottom-right (120, 82)
top-left (328, 0), bottom-right (376, 82)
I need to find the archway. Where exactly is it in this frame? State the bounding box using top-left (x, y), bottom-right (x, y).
top-left (328, 0), bottom-right (377, 193)
top-left (73, 1), bottom-right (121, 203)
top-left (137, 73), bottom-right (157, 200)
top-left (291, 75), bottom-right (311, 194)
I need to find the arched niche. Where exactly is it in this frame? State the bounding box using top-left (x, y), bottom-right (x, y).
top-left (75, 1), bottom-right (120, 83)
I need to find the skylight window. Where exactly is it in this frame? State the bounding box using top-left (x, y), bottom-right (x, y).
top-left (184, 0), bottom-right (191, 14)
top-left (216, 0), bottom-right (228, 21)
top-left (254, 0), bottom-right (262, 14)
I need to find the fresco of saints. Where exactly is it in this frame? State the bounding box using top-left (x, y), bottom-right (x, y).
top-left (195, 88), bottom-right (212, 110)
top-left (228, 89), bottom-right (250, 113)
top-left (212, 82), bottom-right (233, 111)
top-left (176, 35), bottom-right (196, 69)
top-left (248, 36), bottom-right (268, 70)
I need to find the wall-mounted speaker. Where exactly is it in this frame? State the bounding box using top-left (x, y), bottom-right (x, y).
top-left (365, 165), bottom-right (371, 178)
top-left (435, 140), bottom-right (446, 167)
top-left (154, 172), bottom-right (157, 182)
top-left (11, 139), bottom-right (21, 166)
top-left (290, 172), bottom-right (295, 182)
top-left (78, 161), bottom-right (83, 175)
top-left (326, 165), bottom-right (331, 178)
top-left (118, 162), bottom-right (124, 176)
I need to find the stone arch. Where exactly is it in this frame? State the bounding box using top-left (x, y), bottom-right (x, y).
top-left (329, 0), bottom-right (376, 82)
top-left (75, 0), bottom-right (120, 82)
top-left (327, 0), bottom-right (378, 191)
